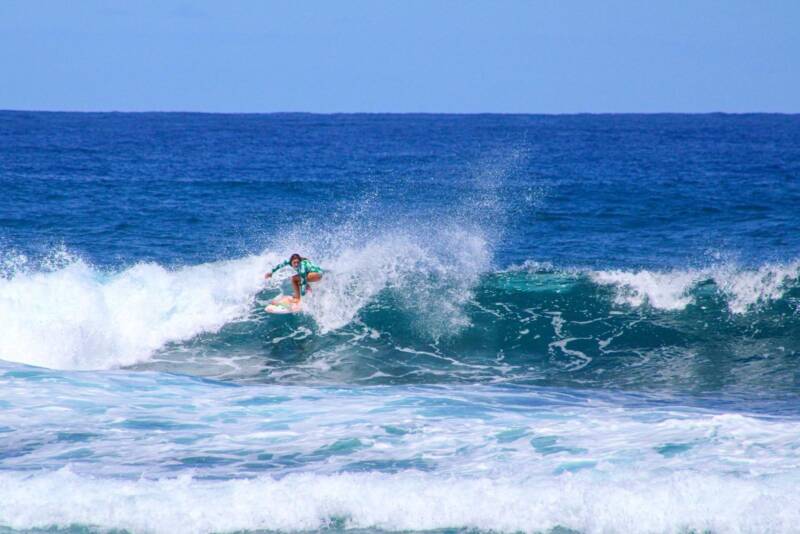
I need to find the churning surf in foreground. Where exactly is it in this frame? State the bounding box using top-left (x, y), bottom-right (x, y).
top-left (1, 112), bottom-right (799, 533)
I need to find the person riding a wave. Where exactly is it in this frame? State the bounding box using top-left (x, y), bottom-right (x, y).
top-left (265, 253), bottom-right (323, 303)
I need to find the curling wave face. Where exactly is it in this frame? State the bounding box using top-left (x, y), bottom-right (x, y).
top-left (2, 245), bottom-right (799, 396)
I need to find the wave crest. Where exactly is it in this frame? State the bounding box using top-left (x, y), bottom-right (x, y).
top-left (590, 261), bottom-right (800, 313)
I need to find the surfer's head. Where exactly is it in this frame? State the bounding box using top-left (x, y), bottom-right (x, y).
top-left (289, 253), bottom-right (302, 267)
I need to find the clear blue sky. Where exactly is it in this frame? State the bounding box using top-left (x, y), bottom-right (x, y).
top-left (1, 0), bottom-right (798, 113)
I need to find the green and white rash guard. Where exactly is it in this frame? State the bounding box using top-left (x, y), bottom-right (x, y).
top-left (270, 258), bottom-right (323, 295)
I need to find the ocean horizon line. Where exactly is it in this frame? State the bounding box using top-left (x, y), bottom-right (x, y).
top-left (2, 108), bottom-right (799, 117)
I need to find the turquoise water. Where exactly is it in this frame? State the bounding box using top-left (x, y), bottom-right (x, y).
top-left (1, 112), bottom-right (800, 533)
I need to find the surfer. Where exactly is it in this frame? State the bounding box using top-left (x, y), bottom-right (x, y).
top-left (265, 253), bottom-right (323, 303)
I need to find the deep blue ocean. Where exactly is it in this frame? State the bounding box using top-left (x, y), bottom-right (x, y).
top-left (1, 111), bottom-right (800, 533)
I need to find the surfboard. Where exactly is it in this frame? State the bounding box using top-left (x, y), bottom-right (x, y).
top-left (265, 295), bottom-right (301, 314)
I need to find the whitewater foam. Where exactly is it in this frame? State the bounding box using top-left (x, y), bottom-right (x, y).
top-left (711, 261), bottom-right (800, 314)
top-left (3, 360), bottom-right (800, 532)
top-left (0, 254), bottom-right (271, 370)
top-left (1, 468), bottom-right (798, 534)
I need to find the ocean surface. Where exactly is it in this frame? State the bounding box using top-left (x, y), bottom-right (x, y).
top-left (1, 111), bottom-right (800, 533)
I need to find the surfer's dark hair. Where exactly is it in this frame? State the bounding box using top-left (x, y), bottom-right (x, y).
top-left (289, 253), bottom-right (303, 263)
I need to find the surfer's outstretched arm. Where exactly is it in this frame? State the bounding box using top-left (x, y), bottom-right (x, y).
top-left (265, 260), bottom-right (289, 279)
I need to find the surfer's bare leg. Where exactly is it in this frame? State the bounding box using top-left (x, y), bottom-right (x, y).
top-left (291, 275), bottom-right (302, 302)
top-left (304, 272), bottom-right (322, 294)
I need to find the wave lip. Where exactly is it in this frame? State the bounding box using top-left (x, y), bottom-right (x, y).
top-left (589, 261), bottom-right (800, 313)
top-left (590, 268), bottom-right (699, 310)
